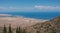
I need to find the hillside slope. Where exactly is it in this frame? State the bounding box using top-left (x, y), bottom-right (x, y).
top-left (31, 16), bottom-right (60, 33)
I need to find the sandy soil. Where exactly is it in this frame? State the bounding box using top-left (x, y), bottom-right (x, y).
top-left (0, 14), bottom-right (47, 28)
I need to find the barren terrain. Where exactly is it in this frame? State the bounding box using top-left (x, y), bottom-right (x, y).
top-left (0, 14), bottom-right (47, 28)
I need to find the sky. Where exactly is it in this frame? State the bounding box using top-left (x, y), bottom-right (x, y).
top-left (0, 0), bottom-right (60, 12)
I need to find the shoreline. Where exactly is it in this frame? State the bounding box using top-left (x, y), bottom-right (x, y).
top-left (0, 14), bottom-right (47, 28)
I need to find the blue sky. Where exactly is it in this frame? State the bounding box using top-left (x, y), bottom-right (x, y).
top-left (0, 0), bottom-right (60, 12)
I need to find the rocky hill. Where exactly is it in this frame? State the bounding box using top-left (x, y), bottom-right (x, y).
top-left (29, 16), bottom-right (60, 33)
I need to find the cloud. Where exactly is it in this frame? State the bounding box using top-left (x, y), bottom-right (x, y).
top-left (0, 6), bottom-right (34, 11)
top-left (34, 5), bottom-right (60, 10)
top-left (0, 6), bottom-right (60, 11)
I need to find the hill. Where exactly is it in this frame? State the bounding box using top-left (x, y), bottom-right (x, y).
top-left (30, 16), bottom-right (60, 33)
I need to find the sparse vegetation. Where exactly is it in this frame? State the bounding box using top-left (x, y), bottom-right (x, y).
top-left (36, 30), bottom-right (40, 33)
top-left (3, 24), bottom-right (27, 33)
top-left (3, 24), bottom-right (7, 33)
top-left (16, 27), bottom-right (19, 33)
top-left (8, 24), bottom-right (13, 33)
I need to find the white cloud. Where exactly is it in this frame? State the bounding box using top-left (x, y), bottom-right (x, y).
top-left (0, 6), bottom-right (34, 11)
top-left (0, 6), bottom-right (60, 11)
top-left (34, 5), bottom-right (60, 10)
top-left (0, 7), bottom-right (7, 10)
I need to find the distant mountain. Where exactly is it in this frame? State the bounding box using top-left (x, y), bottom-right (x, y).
top-left (26, 16), bottom-right (60, 33)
